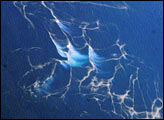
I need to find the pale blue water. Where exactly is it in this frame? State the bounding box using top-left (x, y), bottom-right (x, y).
top-left (1, 1), bottom-right (163, 119)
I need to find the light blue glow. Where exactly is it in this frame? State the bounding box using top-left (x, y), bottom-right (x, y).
top-left (49, 32), bottom-right (68, 58)
top-left (57, 21), bottom-right (71, 34)
top-left (53, 42), bottom-right (67, 58)
top-left (57, 48), bottom-right (67, 58)
top-left (88, 46), bottom-right (104, 67)
top-left (42, 77), bottom-right (54, 90)
top-left (60, 61), bottom-right (69, 69)
top-left (66, 43), bottom-right (88, 67)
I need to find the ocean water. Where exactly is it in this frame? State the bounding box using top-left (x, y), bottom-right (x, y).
top-left (1, 1), bottom-right (163, 119)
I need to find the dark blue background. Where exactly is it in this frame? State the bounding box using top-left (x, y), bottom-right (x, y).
top-left (1, 1), bottom-right (163, 119)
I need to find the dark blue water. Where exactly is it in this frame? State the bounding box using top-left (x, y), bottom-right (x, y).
top-left (1, 1), bottom-right (163, 119)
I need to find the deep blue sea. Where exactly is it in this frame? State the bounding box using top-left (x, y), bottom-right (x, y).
top-left (1, 1), bottom-right (163, 119)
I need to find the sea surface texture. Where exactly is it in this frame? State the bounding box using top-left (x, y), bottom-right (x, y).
top-left (1, 1), bottom-right (163, 119)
